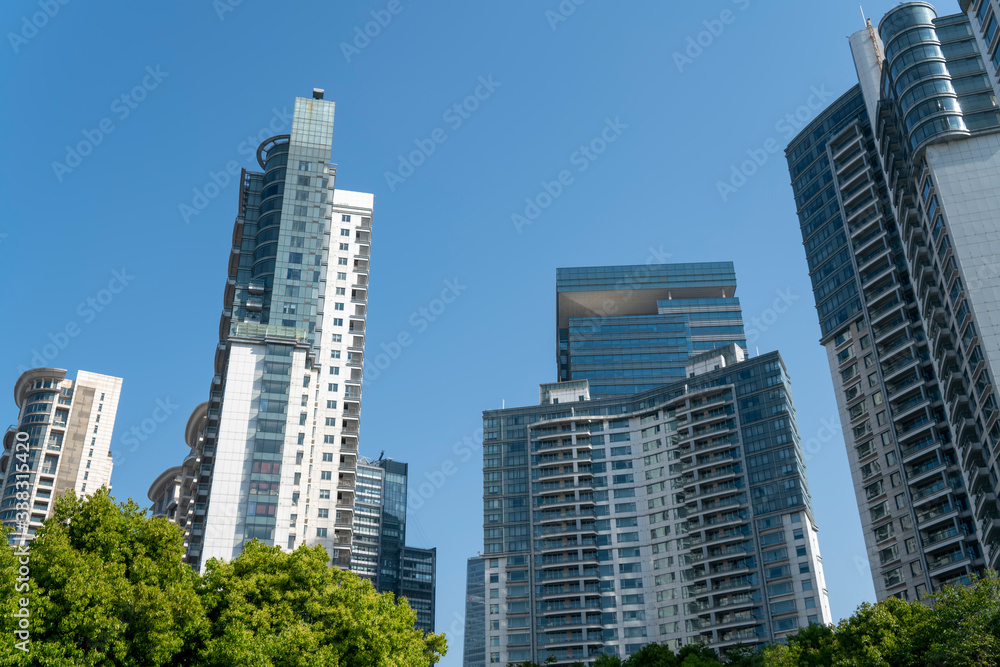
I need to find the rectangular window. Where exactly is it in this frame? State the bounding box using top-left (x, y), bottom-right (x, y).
top-left (316, 527), bottom-right (327, 537)
top-left (320, 471), bottom-right (332, 480)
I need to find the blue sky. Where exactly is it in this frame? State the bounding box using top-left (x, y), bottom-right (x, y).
top-left (2, 0), bottom-right (920, 661)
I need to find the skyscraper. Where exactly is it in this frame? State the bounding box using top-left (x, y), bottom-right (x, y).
top-left (152, 90), bottom-right (373, 571)
top-left (786, 0), bottom-right (1000, 601)
top-left (1, 368), bottom-right (122, 541)
top-left (349, 456), bottom-right (437, 633)
top-left (463, 556), bottom-right (486, 667)
top-left (557, 264), bottom-right (747, 397)
top-left (478, 265), bottom-right (831, 664)
top-left (402, 546), bottom-right (437, 633)
top-left (352, 456), bottom-right (408, 592)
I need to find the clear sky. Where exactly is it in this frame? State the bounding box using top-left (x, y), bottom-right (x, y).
top-left (3, 0), bottom-right (922, 662)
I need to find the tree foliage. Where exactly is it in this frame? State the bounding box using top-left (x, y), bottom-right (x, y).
top-left (763, 572), bottom-right (1000, 666)
top-left (0, 488), bottom-right (447, 666)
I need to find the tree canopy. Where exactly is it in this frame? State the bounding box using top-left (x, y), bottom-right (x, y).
top-left (0, 489), bottom-right (447, 666)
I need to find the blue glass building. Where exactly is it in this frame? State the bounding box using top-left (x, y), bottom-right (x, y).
top-left (557, 264), bottom-right (747, 396)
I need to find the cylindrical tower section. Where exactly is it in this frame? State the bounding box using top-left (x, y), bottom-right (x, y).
top-left (880, 2), bottom-right (969, 152)
top-left (251, 135), bottom-right (290, 292)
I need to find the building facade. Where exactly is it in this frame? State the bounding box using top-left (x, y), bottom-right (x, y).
top-left (786, 0), bottom-right (1000, 601)
top-left (151, 90), bottom-right (374, 571)
top-left (1, 368), bottom-right (122, 541)
top-left (483, 339), bottom-right (831, 663)
top-left (351, 457), bottom-right (408, 593)
top-left (556, 264), bottom-right (747, 397)
top-left (402, 546), bottom-right (437, 633)
top-left (464, 556), bottom-right (487, 667)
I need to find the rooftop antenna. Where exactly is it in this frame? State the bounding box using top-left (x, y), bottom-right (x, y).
top-left (377, 450), bottom-right (384, 461)
top-left (860, 5), bottom-right (884, 69)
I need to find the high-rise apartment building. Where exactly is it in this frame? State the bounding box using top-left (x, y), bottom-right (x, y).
top-left (477, 264), bottom-right (831, 664)
top-left (786, 0), bottom-right (1000, 601)
top-left (1, 368), bottom-right (122, 541)
top-left (557, 264), bottom-right (747, 397)
top-left (152, 90), bottom-right (373, 571)
top-left (464, 556), bottom-right (487, 667)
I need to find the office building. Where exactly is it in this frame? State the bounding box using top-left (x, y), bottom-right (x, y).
top-left (1, 368), bottom-right (122, 541)
top-left (349, 456), bottom-right (436, 633)
top-left (786, 0), bottom-right (1000, 601)
top-left (402, 546), bottom-right (437, 633)
top-left (151, 90), bottom-right (374, 571)
top-left (478, 264), bottom-right (831, 664)
top-left (557, 264), bottom-right (747, 397)
top-left (464, 556), bottom-right (487, 667)
top-left (351, 457), bottom-right (408, 592)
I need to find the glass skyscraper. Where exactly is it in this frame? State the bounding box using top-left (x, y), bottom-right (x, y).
top-left (350, 456), bottom-right (436, 634)
top-left (152, 90), bottom-right (373, 571)
top-left (557, 264), bottom-right (746, 396)
top-left (476, 265), bottom-right (831, 664)
top-left (787, 0), bottom-right (1000, 601)
top-left (464, 556), bottom-right (486, 667)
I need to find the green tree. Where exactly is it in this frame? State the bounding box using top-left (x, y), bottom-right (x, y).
top-left (921, 573), bottom-right (1000, 667)
top-left (0, 488), bottom-right (207, 666)
top-left (197, 540), bottom-right (446, 666)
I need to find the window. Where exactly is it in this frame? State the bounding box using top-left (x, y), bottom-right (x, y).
top-left (326, 400), bottom-right (337, 409)
top-left (289, 252), bottom-right (303, 264)
top-left (322, 453), bottom-right (333, 462)
top-left (319, 490), bottom-right (331, 499)
top-left (299, 161), bottom-right (312, 171)
top-left (325, 418), bottom-right (335, 426)
top-left (339, 243), bottom-right (349, 251)
top-left (328, 383), bottom-right (338, 391)
top-left (335, 288), bottom-right (346, 296)
top-left (340, 229), bottom-right (350, 237)
top-left (320, 471), bottom-right (332, 480)
top-left (317, 508), bottom-right (329, 518)
top-left (316, 528), bottom-right (327, 537)
top-left (330, 367), bottom-right (339, 375)
top-left (334, 303), bottom-right (345, 311)
top-left (337, 272), bottom-right (347, 279)
top-left (295, 191), bottom-right (308, 200)
top-left (337, 258), bottom-right (348, 266)
top-left (330, 350), bottom-right (341, 358)
top-left (333, 318), bottom-right (343, 326)
top-left (341, 215), bottom-right (351, 222)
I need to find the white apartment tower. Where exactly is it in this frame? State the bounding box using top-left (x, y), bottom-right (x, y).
top-left (1, 368), bottom-right (122, 541)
